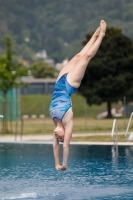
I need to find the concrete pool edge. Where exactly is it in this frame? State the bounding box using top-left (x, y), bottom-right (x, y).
top-left (0, 140), bottom-right (133, 146)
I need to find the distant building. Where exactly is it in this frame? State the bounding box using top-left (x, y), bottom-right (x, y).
top-left (36, 50), bottom-right (55, 67)
top-left (55, 59), bottom-right (69, 71)
top-left (20, 76), bottom-right (56, 95)
top-left (36, 50), bottom-right (47, 59)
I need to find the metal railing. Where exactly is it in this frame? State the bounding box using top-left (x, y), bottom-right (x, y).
top-left (111, 119), bottom-right (118, 145)
top-left (111, 119), bottom-right (118, 155)
top-left (125, 112), bottom-right (133, 141)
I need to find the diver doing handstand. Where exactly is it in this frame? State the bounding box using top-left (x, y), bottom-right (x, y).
top-left (49, 20), bottom-right (107, 170)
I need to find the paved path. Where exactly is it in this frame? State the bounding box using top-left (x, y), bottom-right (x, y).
top-left (0, 132), bottom-right (133, 145)
top-left (0, 132), bottom-right (122, 142)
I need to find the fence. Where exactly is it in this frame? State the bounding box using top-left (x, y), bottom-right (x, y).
top-left (1, 94), bottom-right (133, 137)
top-left (0, 88), bottom-right (20, 133)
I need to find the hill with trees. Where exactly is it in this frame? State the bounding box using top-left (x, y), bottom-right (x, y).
top-left (0, 0), bottom-right (133, 64)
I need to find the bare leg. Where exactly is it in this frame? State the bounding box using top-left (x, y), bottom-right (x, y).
top-left (56, 26), bottom-right (100, 80)
top-left (67, 20), bottom-right (107, 88)
top-left (79, 26), bottom-right (100, 56)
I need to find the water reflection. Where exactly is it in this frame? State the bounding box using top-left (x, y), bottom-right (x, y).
top-left (125, 146), bottom-right (133, 165)
top-left (111, 145), bottom-right (118, 165)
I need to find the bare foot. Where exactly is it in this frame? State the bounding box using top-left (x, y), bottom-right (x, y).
top-left (56, 164), bottom-right (62, 170)
top-left (61, 165), bottom-right (67, 171)
top-left (56, 164), bottom-right (67, 171)
top-left (100, 20), bottom-right (107, 36)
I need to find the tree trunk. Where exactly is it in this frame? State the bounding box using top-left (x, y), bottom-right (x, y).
top-left (107, 101), bottom-right (112, 118)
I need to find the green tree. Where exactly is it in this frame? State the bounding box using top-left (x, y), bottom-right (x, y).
top-left (78, 27), bottom-right (133, 118)
top-left (32, 61), bottom-right (56, 78)
top-left (0, 35), bottom-right (30, 132)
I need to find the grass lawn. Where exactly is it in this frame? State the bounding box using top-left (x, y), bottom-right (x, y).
top-left (20, 94), bottom-right (124, 120)
top-left (20, 94), bottom-right (112, 118)
top-left (1, 94), bottom-right (132, 143)
top-left (0, 117), bottom-right (131, 135)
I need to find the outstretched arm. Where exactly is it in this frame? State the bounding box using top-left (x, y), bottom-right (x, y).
top-left (61, 120), bottom-right (73, 170)
top-left (53, 133), bottom-right (62, 170)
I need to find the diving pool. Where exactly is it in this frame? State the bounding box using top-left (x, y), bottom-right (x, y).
top-left (0, 143), bottom-right (133, 200)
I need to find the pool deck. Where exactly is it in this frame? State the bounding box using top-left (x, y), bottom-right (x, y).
top-left (0, 132), bottom-right (133, 145)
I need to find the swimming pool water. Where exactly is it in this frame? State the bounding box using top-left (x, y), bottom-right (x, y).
top-left (0, 143), bottom-right (133, 200)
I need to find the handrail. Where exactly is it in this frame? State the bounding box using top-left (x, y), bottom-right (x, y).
top-left (111, 119), bottom-right (118, 157)
top-left (111, 119), bottom-right (118, 147)
top-left (125, 112), bottom-right (133, 140)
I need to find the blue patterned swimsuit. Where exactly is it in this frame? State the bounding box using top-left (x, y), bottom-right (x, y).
top-left (49, 73), bottom-right (77, 121)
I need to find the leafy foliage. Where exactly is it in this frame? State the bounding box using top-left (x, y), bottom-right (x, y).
top-left (0, 35), bottom-right (29, 97)
top-left (32, 61), bottom-right (56, 78)
top-left (0, 35), bottom-right (32, 132)
top-left (78, 27), bottom-right (133, 117)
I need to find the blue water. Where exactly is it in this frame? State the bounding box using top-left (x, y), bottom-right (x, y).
top-left (0, 143), bottom-right (133, 200)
